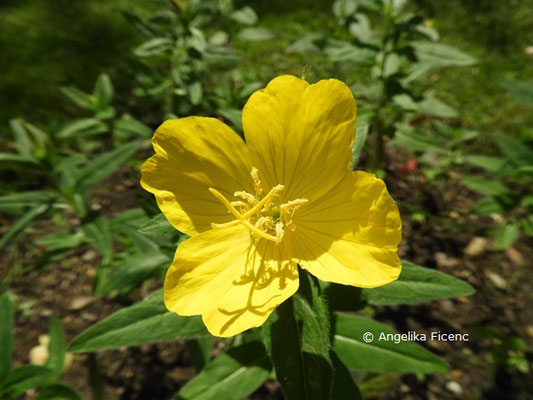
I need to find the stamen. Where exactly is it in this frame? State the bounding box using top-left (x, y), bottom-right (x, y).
top-left (208, 169), bottom-right (307, 244)
top-left (234, 191), bottom-right (257, 205)
top-left (208, 188), bottom-right (243, 220)
top-left (241, 219), bottom-right (280, 242)
top-left (242, 185), bottom-right (284, 220)
top-left (251, 167), bottom-right (263, 195)
top-left (275, 221), bottom-right (284, 242)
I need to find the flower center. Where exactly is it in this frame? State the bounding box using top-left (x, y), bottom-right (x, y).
top-left (208, 167), bottom-right (308, 244)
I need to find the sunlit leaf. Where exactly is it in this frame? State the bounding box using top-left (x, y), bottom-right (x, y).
top-left (176, 342), bottom-right (271, 400)
top-left (333, 314), bottom-right (448, 373)
top-left (68, 290), bottom-right (208, 352)
top-left (362, 261), bottom-right (474, 305)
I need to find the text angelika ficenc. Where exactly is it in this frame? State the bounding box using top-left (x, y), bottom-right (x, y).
top-left (379, 331), bottom-right (469, 344)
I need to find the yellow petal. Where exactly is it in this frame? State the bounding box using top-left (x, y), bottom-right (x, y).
top-left (140, 117), bottom-right (254, 236)
top-left (290, 171), bottom-right (402, 288)
top-left (242, 75), bottom-right (356, 203)
top-left (164, 225), bottom-right (299, 337)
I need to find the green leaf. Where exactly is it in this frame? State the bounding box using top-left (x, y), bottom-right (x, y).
top-left (68, 289), bottom-right (208, 352)
top-left (138, 213), bottom-right (184, 247)
top-left (286, 33), bottom-right (324, 54)
top-left (45, 317), bottom-right (67, 381)
top-left (82, 215), bottom-right (113, 263)
top-left (93, 73), bottom-right (114, 105)
top-left (348, 14), bottom-right (373, 44)
top-left (73, 142), bottom-right (138, 193)
top-left (324, 40), bottom-right (376, 66)
top-left (0, 204), bottom-right (49, 249)
top-left (176, 342), bottom-right (271, 400)
top-left (461, 176), bottom-right (509, 196)
top-left (97, 252), bottom-right (170, 295)
top-left (229, 6), bottom-right (258, 25)
top-left (498, 78), bottom-right (533, 106)
top-left (362, 261), bottom-right (474, 305)
top-left (465, 155), bottom-right (506, 173)
top-left (56, 118), bottom-right (108, 139)
top-left (238, 28), bottom-right (276, 42)
top-left (411, 41), bottom-right (477, 67)
top-left (0, 191), bottom-right (56, 214)
top-left (186, 337), bottom-right (212, 372)
top-left (352, 118), bottom-right (369, 167)
top-left (218, 108), bottom-right (243, 132)
top-left (492, 134), bottom-right (533, 168)
top-left (331, 352), bottom-right (361, 400)
top-left (262, 272), bottom-right (332, 400)
top-left (188, 81), bottom-right (203, 106)
top-left (416, 96), bottom-right (458, 119)
top-left (0, 292), bottom-right (14, 382)
top-left (472, 197), bottom-right (503, 215)
top-left (9, 119), bottom-right (33, 158)
top-left (494, 222), bottom-right (520, 251)
top-left (37, 383), bottom-right (83, 400)
top-left (333, 313), bottom-right (448, 373)
top-left (0, 152), bottom-right (39, 167)
top-left (36, 231), bottom-right (85, 252)
top-left (392, 125), bottom-right (443, 153)
top-left (0, 365), bottom-right (53, 398)
top-left (333, 0), bottom-right (358, 21)
top-left (114, 117), bottom-right (152, 139)
top-left (60, 86), bottom-right (93, 109)
top-left (134, 38), bottom-right (173, 57)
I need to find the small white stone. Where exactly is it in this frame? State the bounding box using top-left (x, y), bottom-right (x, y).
top-left (445, 380), bottom-right (463, 395)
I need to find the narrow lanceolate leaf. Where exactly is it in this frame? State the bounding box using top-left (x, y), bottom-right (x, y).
top-left (60, 86), bottom-right (93, 109)
top-left (0, 292), bottom-right (14, 382)
top-left (333, 314), bottom-right (448, 373)
top-left (68, 289), bottom-right (208, 352)
top-left (138, 213), bottom-right (185, 247)
top-left (0, 153), bottom-right (39, 166)
top-left (45, 316), bottom-right (67, 381)
top-left (56, 118), bottom-right (108, 139)
top-left (176, 342), bottom-right (271, 400)
top-left (351, 118), bottom-right (369, 168)
top-left (0, 191), bottom-right (56, 214)
top-left (97, 252), bottom-right (170, 295)
top-left (461, 176), bottom-right (509, 197)
top-left (37, 383), bottom-right (83, 400)
top-left (492, 134), bottom-right (533, 168)
top-left (73, 142), bottom-right (138, 193)
top-left (0, 204), bottom-right (49, 248)
top-left (9, 119), bottom-right (33, 158)
top-left (411, 41), bottom-right (477, 67)
top-left (0, 365), bottom-right (53, 398)
top-left (94, 73), bottom-right (114, 105)
top-left (362, 260), bottom-right (474, 305)
top-left (262, 272), bottom-right (333, 400)
top-left (114, 117), bottom-right (152, 139)
top-left (498, 78), bottom-right (533, 107)
top-left (82, 215), bottom-right (113, 263)
top-left (494, 222), bottom-right (520, 251)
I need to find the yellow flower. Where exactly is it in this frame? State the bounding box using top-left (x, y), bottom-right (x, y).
top-left (141, 75), bottom-right (402, 337)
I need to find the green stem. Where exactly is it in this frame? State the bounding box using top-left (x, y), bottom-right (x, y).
top-left (368, 2), bottom-right (394, 173)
